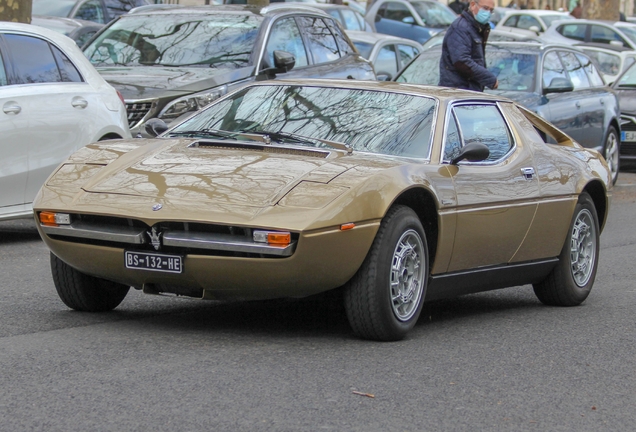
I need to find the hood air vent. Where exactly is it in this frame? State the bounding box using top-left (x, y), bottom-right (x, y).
top-left (191, 141), bottom-right (329, 158)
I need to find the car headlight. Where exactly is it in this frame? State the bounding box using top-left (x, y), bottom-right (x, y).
top-left (158, 85), bottom-right (228, 121)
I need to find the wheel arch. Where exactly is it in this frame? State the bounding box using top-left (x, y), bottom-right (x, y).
top-left (583, 180), bottom-right (608, 231)
top-left (98, 133), bottom-right (124, 141)
top-left (390, 187), bottom-right (439, 269)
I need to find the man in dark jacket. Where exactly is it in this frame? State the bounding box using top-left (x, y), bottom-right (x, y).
top-left (439, 0), bottom-right (498, 92)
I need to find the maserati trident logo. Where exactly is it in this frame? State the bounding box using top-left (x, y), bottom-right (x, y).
top-left (147, 226), bottom-right (162, 251)
top-left (152, 203), bottom-right (163, 211)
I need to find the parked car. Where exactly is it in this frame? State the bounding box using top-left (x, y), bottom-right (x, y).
top-left (365, 0), bottom-right (457, 44)
top-left (575, 42), bottom-right (636, 85)
top-left (611, 62), bottom-right (636, 162)
top-left (34, 80), bottom-right (611, 341)
top-left (300, 3), bottom-right (372, 32)
top-left (0, 22), bottom-right (130, 221)
top-left (420, 28), bottom-right (541, 51)
top-left (495, 9), bottom-right (569, 37)
top-left (346, 30), bottom-right (422, 80)
top-left (32, 0), bottom-right (152, 24)
top-left (82, 5), bottom-right (375, 136)
top-left (31, 16), bottom-right (103, 47)
top-left (395, 42), bottom-right (621, 184)
top-left (541, 19), bottom-right (636, 50)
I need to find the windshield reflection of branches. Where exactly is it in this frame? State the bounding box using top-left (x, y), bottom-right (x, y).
top-left (85, 15), bottom-right (259, 67)
top-left (177, 86), bottom-right (436, 158)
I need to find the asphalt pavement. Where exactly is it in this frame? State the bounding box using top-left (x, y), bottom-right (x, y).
top-left (1, 171), bottom-right (635, 431)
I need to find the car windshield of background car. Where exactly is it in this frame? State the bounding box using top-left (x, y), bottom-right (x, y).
top-left (352, 41), bottom-right (373, 58)
top-left (411, 2), bottom-right (456, 27)
top-left (83, 14), bottom-right (261, 68)
top-left (170, 85), bottom-right (437, 158)
top-left (614, 62), bottom-right (636, 87)
top-left (488, 51), bottom-right (537, 92)
top-left (32, 0), bottom-right (77, 17)
top-left (583, 50), bottom-right (620, 77)
top-left (395, 53), bottom-right (439, 84)
top-left (616, 25), bottom-right (636, 45)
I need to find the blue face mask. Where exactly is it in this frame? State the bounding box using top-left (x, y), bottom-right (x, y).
top-left (475, 8), bottom-right (491, 24)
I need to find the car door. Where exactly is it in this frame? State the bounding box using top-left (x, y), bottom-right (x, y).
top-left (374, 2), bottom-right (419, 40)
top-left (374, 43), bottom-right (399, 80)
top-left (261, 16), bottom-right (311, 77)
top-left (442, 102), bottom-right (540, 271)
top-left (396, 43), bottom-right (419, 71)
top-left (1, 33), bottom-right (97, 206)
top-left (0, 41), bottom-right (28, 210)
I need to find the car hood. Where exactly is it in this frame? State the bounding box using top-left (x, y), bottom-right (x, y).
top-left (77, 138), bottom-right (362, 208)
top-left (616, 89), bottom-right (636, 114)
top-left (95, 65), bottom-right (255, 100)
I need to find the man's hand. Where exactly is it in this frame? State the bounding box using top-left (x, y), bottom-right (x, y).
top-left (492, 79), bottom-right (499, 90)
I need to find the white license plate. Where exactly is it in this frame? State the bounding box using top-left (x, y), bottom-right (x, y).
top-left (622, 131), bottom-right (636, 142)
top-left (125, 251), bottom-right (183, 274)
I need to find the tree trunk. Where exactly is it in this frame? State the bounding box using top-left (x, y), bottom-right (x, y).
top-left (582, 0), bottom-right (621, 20)
top-left (247, 0), bottom-right (270, 7)
top-left (0, 0), bottom-right (31, 24)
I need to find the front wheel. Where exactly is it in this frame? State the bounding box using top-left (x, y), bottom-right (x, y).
top-left (603, 126), bottom-right (620, 185)
top-left (50, 253), bottom-right (130, 312)
top-left (533, 192), bottom-right (599, 306)
top-left (344, 205), bottom-right (428, 341)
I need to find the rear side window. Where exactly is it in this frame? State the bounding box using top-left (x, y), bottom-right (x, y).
top-left (590, 25), bottom-right (625, 46)
top-left (326, 19), bottom-right (355, 56)
top-left (0, 50), bottom-right (7, 86)
top-left (558, 24), bottom-right (586, 41)
top-left (502, 15), bottom-right (519, 27)
top-left (51, 45), bottom-right (83, 82)
top-left (298, 17), bottom-right (340, 63)
top-left (4, 34), bottom-right (61, 84)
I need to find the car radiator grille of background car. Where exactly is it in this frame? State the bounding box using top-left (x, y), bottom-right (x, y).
top-left (125, 102), bottom-right (154, 128)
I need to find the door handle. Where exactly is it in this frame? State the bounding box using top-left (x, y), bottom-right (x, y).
top-left (3, 102), bottom-right (21, 115)
top-left (600, 98), bottom-right (605, 105)
top-left (575, 101), bottom-right (581, 108)
top-left (521, 167), bottom-right (535, 180)
top-left (71, 97), bottom-right (88, 109)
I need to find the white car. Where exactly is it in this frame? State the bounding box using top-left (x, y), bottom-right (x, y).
top-left (495, 9), bottom-right (569, 37)
top-left (576, 42), bottom-right (636, 85)
top-left (346, 30), bottom-right (422, 80)
top-left (541, 19), bottom-right (636, 50)
top-left (0, 22), bottom-right (130, 221)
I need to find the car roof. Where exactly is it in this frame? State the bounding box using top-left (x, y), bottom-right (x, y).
top-left (503, 9), bottom-right (569, 16)
top-left (120, 4), bottom-right (330, 18)
top-left (574, 42), bottom-right (634, 52)
top-left (346, 30), bottom-right (421, 46)
top-left (424, 40), bottom-right (581, 55)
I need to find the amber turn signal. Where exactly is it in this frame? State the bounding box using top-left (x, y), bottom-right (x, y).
top-left (39, 212), bottom-right (58, 227)
top-left (340, 223), bottom-right (355, 231)
top-left (267, 232), bottom-right (291, 246)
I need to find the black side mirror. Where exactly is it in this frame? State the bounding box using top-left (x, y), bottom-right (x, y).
top-left (144, 118), bottom-right (169, 137)
top-left (543, 77), bottom-right (574, 94)
top-left (259, 50), bottom-right (296, 79)
top-left (451, 143), bottom-right (490, 164)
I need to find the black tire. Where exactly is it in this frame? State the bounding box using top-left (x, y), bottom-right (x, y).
top-left (50, 253), bottom-right (130, 312)
top-left (344, 205), bottom-right (428, 341)
top-left (533, 192), bottom-right (599, 306)
top-left (603, 126), bottom-right (620, 186)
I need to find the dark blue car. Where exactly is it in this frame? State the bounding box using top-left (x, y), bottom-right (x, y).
top-left (395, 42), bottom-right (621, 184)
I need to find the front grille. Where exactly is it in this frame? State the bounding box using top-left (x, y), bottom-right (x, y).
top-left (125, 102), bottom-right (154, 128)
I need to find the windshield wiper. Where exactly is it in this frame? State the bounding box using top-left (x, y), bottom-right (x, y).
top-left (166, 128), bottom-right (269, 142)
top-left (241, 129), bottom-right (352, 154)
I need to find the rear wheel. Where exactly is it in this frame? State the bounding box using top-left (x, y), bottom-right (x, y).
top-left (344, 206), bottom-right (428, 341)
top-left (603, 126), bottom-right (620, 185)
top-left (533, 192), bottom-right (599, 306)
top-left (50, 253), bottom-right (130, 312)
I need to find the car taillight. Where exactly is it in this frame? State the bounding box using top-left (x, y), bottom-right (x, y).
top-left (116, 90), bottom-right (125, 105)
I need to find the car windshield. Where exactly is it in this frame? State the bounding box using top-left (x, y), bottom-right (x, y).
top-left (617, 24), bottom-right (636, 45)
top-left (32, 0), bottom-right (77, 17)
top-left (395, 53), bottom-right (439, 84)
top-left (170, 85), bottom-right (437, 158)
top-left (411, 1), bottom-right (457, 27)
top-left (352, 41), bottom-right (373, 59)
top-left (83, 13), bottom-right (261, 67)
top-left (583, 50), bottom-right (621, 77)
top-left (614, 62), bottom-right (636, 87)
top-left (541, 14), bottom-right (568, 27)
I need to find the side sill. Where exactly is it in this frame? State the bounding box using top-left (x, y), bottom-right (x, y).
top-left (425, 258), bottom-right (559, 301)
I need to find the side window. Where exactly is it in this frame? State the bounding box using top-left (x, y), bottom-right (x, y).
top-left (298, 17), bottom-right (340, 64)
top-left (560, 51), bottom-right (590, 89)
top-left (517, 15), bottom-right (541, 31)
top-left (326, 19), bottom-right (355, 56)
top-left (384, 2), bottom-right (414, 22)
top-left (377, 3), bottom-right (388, 18)
top-left (264, 18), bottom-right (308, 69)
top-left (453, 105), bottom-right (513, 162)
top-left (590, 25), bottom-right (626, 46)
top-left (341, 9), bottom-right (362, 31)
top-left (51, 45), bottom-right (83, 82)
top-left (576, 53), bottom-right (605, 87)
top-left (397, 44), bottom-right (418, 68)
top-left (584, 50), bottom-right (620, 78)
top-left (443, 113), bottom-right (462, 161)
top-left (557, 24), bottom-right (586, 41)
top-left (375, 45), bottom-right (398, 78)
top-left (542, 51), bottom-right (567, 88)
top-left (0, 50), bottom-right (7, 86)
top-left (4, 34), bottom-right (61, 84)
top-left (502, 15), bottom-right (519, 27)
top-left (75, 0), bottom-right (105, 24)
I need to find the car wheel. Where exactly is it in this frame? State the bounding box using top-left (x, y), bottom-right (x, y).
top-left (344, 205), bottom-right (428, 341)
top-left (533, 192), bottom-right (599, 306)
top-left (50, 253), bottom-right (130, 312)
top-left (603, 126), bottom-right (620, 185)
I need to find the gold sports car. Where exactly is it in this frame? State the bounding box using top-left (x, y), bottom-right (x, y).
top-left (34, 80), bottom-right (612, 341)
